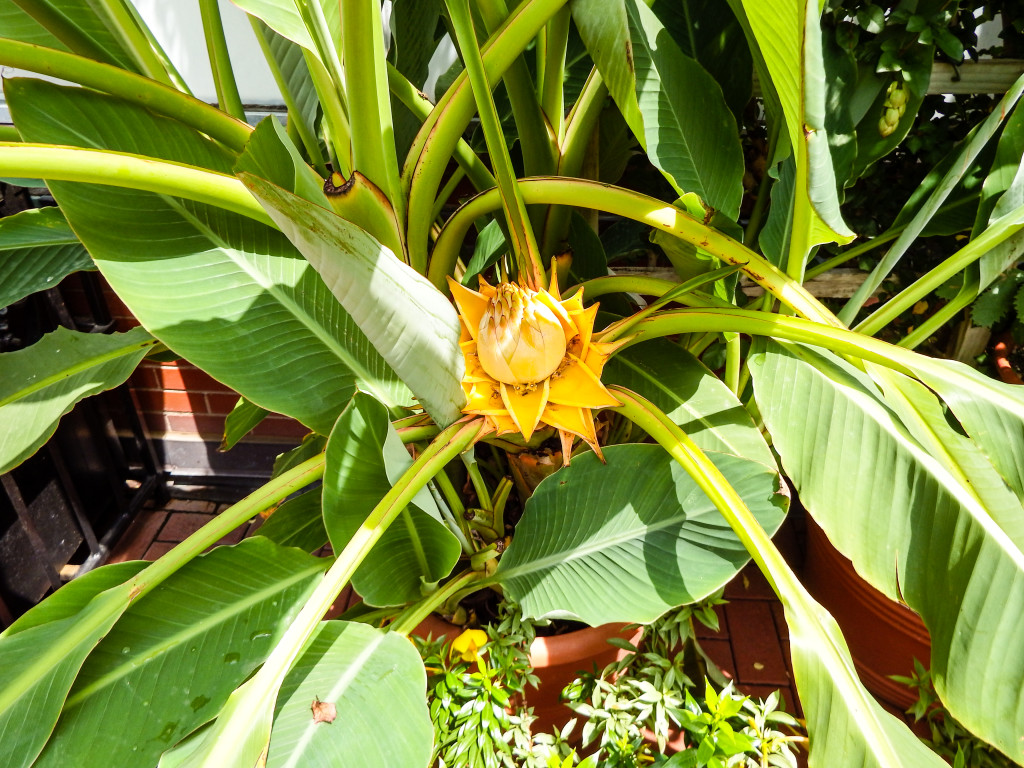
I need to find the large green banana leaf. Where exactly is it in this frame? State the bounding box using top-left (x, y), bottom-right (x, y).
top-left (0, 326), bottom-right (156, 474)
top-left (750, 341), bottom-right (1024, 763)
top-left (492, 444), bottom-right (787, 625)
top-left (6, 77), bottom-right (410, 435)
top-left (33, 537), bottom-right (326, 768)
top-left (267, 621), bottom-right (433, 768)
top-left (0, 206), bottom-right (93, 308)
top-left (604, 339), bottom-right (775, 467)
top-left (241, 172), bottom-right (465, 427)
top-left (736, 0), bottom-right (853, 262)
top-left (571, 0), bottom-right (745, 220)
top-left (322, 393), bottom-right (461, 606)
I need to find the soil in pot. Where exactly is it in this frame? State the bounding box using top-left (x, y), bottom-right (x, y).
top-left (801, 518), bottom-right (930, 712)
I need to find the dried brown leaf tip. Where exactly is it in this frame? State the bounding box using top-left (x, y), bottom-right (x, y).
top-left (311, 697), bottom-right (337, 724)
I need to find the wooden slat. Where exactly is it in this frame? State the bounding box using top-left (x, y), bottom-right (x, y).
top-left (751, 59), bottom-right (1024, 97)
top-left (928, 60), bottom-right (1024, 94)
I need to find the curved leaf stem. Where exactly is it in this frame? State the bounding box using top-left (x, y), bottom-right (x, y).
top-left (626, 307), bottom-right (920, 375)
top-left (404, 0), bottom-right (569, 272)
top-left (0, 40), bottom-right (251, 152)
top-left (0, 144), bottom-right (275, 228)
top-left (540, 67), bottom-right (607, 256)
top-left (199, 0), bottom-right (246, 121)
top-left (854, 202), bottom-right (1024, 337)
top-left (476, 0), bottom-right (556, 178)
top-left (390, 569), bottom-right (483, 635)
top-left (304, 51), bottom-right (350, 175)
top-left (539, 7), bottom-right (570, 141)
top-left (341, 0), bottom-right (404, 227)
top-left (93, 0), bottom-right (182, 90)
top-left (181, 418), bottom-right (486, 767)
top-left (387, 63), bottom-right (494, 193)
top-left (805, 228), bottom-right (900, 280)
top-left (725, 333), bottom-right (742, 395)
top-left (445, 0), bottom-right (544, 286)
top-left (431, 177), bottom-right (839, 327)
top-left (433, 167), bottom-right (467, 222)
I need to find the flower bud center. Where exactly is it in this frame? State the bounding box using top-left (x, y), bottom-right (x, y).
top-left (477, 284), bottom-right (567, 385)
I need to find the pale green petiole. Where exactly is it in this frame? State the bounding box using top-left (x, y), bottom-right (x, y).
top-left (176, 418), bottom-right (487, 767)
top-left (0, 144), bottom-right (275, 228)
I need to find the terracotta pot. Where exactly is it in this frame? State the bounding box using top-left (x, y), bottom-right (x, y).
top-left (801, 519), bottom-right (930, 711)
top-left (415, 613), bottom-right (641, 734)
top-left (993, 332), bottom-right (1024, 385)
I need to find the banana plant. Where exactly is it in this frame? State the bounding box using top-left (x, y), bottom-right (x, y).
top-left (1, 1), bottom-right (1023, 767)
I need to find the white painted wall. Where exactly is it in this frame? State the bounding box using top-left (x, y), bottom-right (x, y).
top-left (130, 0), bottom-right (283, 106)
top-left (0, 0), bottom-right (283, 122)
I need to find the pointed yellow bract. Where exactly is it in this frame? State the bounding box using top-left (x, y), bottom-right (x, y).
top-left (448, 275), bottom-right (620, 461)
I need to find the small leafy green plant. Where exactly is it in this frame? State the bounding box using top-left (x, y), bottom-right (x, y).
top-left (895, 661), bottom-right (1019, 768)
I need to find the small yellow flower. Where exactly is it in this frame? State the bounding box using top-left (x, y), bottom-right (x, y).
top-left (451, 629), bottom-right (489, 662)
top-left (448, 273), bottom-right (621, 462)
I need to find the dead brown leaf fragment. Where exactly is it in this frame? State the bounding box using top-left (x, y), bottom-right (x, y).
top-left (311, 697), bottom-right (337, 724)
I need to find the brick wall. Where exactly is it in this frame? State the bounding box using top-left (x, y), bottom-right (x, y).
top-left (61, 273), bottom-right (308, 451)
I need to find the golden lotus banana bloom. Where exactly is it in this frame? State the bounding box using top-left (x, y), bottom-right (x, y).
top-left (448, 274), bottom-right (621, 462)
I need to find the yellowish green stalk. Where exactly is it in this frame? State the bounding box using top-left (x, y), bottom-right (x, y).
top-left (249, 18), bottom-right (327, 177)
top-left (0, 39), bottom-right (250, 152)
top-left (599, 265), bottom-right (738, 342)
top-left (341, 0), bottom-right (406, 228)
top-left (433, 167), bottom-right (467, 222)
top-left (539, 6), bottom-right (571, 140)
top-left (476, 0), bottom-right (557, 178)
top-left (305, 52), bottom-right (350, 175)
top-left (445, 0), bottom-right (544, 286)
top-left (854, 202), bottom-right (1024, 337)
top-left (431, 177), bottom-right (839, 326)
top-left (390, 569), bottom-right (483, 635)
top-left (540, 67), bottom-right (607, 256)
top-left (199, 0), bottom-right (246, 121)
top-left (687, 331), bottom-right (719, 357)
top-left (387, 63), bottom-right (494, 193)
top-left (0, 144), bottom-right (275, 228)
top-left (786, 148), bottom-right (813, 283)
top-left (432, 467), bottom-right (476, 552)
top-left (403, 0), bottom-right (569, 273)
top-left (725, 333), bottom-right (741, 395)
